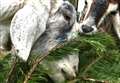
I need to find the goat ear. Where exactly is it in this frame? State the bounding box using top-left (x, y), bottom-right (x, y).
top-left (112, 12), bottom-right (120, 40)
top-left (10, 5), bottom-right (49, 61)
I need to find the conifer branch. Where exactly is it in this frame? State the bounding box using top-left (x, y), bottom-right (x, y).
top-left (23, 43), bottom-right (64, 83)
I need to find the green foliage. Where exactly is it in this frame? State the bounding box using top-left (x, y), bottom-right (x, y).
top-left (0, 55), bottom-right (12, 83)
top-left (0, 32), bottom-right (120, 83)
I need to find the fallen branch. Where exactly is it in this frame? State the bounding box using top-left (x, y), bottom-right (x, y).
top-left (81, 77), bottom-right (109, 83)
top-left (6, 56), bottom-right (18, 83)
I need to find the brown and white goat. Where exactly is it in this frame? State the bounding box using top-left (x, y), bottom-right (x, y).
top-left (78, 0), bottom-right (120, 38)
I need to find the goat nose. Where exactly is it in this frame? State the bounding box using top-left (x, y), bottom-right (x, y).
top-left (71, 76), bottom-right (75, 80)
top-left (82, 25), bottom-right (94, 33)
top-left (68, 74), bottom-right (76, 80)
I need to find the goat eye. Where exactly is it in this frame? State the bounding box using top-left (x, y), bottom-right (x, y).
top-left (73, 66), bottom-right (76, 70)
top-left (61, 68), bottom-right (65, 74)
top-left (64, 14), bottom-right (71, 21)
top-left (85, 1), bottom-right (87, 5)
top-left (73, 66), bottom-right (77, 71)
